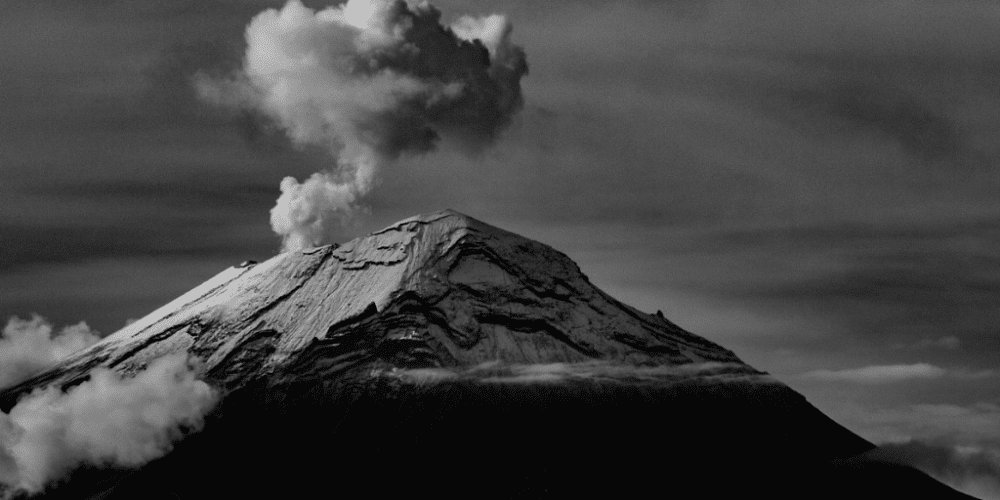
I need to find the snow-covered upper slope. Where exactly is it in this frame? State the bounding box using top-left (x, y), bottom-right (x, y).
top-left (2, 210), bottom-right (762, 394)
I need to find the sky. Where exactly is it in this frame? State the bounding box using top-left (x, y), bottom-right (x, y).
top-left (1, 0), bottom-right (998, 495)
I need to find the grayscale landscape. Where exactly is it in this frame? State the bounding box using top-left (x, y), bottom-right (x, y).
top-left (1, 1), bottom-right (998, 498)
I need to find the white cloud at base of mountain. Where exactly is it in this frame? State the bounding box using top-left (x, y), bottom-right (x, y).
top-left (0, 316), bottom-right (100, 390)
top-left (876, 439), bottom-right (1000, 500)
top-left (385, 360), bottom-right (776, 386)
top-left (0, 353), bottom-right (218, 495)
top-left (801, 363), bottom-right (994, 384)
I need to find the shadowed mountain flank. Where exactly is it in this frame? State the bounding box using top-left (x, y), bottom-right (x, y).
top-left (0, 211), bottom-right (974, 499)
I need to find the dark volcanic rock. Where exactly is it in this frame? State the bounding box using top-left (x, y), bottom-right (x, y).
top-left (0, 210), bottom-right (974, 499)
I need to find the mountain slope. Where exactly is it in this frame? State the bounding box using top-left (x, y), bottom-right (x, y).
top-left (2, 210), bottom-right (747, 393)
top-left (0, 210), bottom-right (974, 499)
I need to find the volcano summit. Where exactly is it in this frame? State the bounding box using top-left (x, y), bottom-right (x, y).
top-left (0, 210), bottom-right (973, 498)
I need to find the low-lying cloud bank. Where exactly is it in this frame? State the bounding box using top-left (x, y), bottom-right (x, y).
top-left (831, 401), bottom-right (1000, 453)
top-left (0, 316), bottom-right (100, 390)
top-left (877, 440), bottom-right (1000, 500)
top-left (386, 361), bottom-right (775, 386)
top-left (0, 353), bottom-right (218, 496)
top-left (893, 336), bottom-right (962, 351)
top-left (802, 363), bottom-right (993, 384)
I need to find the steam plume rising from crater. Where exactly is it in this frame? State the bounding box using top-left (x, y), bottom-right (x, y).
top-left (197, 0), bottom-right (528, 251)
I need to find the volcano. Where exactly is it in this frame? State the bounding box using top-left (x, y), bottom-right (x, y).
top-left (0, 210), bottom-right (973, 498)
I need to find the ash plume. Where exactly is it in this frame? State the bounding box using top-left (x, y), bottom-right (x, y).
top-left (197, 0), bottom-right (528, 251)
top-left (0, 316), bottom-right (100, 390)
top-left (0, 353), bottom-right (217, 495)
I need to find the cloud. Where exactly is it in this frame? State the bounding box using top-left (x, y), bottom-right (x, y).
top-left (198, 0), bottom-right (528, 251)
top-left (802, 363), bottom-right (994, 384)
top-left (268, 172), bottom-right (362, 253)
top-left (813, 400), bottom-right (1000, 497)
top-left (385, 360), bottom-right (775, 386)
top-left (893, 336), bottom-right (962, 351)
top-left (7, 0), bottom-right (1000, 261)
top-left (669, 219), bottom-right (1000, 376)
top-left (0, 316), bottom-right (100, 390)
top-left (802, 363), bottom-right (948, 383)
top-left (0, 353), bottom-right (218, 495)
top-left (830, 401), bottom-right (1000, 448)
top-left (876, 440), bottom-right (1000, 500)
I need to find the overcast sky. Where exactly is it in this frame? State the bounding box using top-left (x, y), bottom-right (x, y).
top-left (2, 0), bottom-right (998, 495)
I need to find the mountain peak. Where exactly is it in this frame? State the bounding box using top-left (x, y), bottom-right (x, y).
top-left (3, 210), bottom-right (748, 397)
top-left (3, 211), bottom-right (976, 499)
